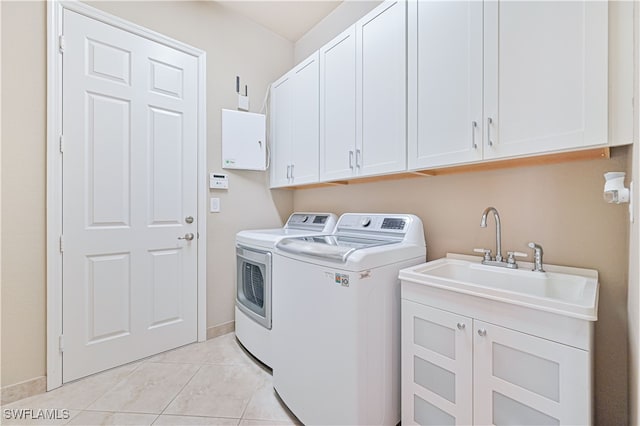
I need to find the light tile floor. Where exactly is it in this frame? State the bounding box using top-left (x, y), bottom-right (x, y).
top-left (1, 333), bottom-right (300, 426)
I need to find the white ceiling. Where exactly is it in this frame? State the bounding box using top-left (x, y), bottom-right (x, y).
top-left (217, 1), bottom-right (343, 42)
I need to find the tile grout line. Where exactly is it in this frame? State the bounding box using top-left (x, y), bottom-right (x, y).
top-left (80, 361), bottom-right (145, 412)
top-left (154, 362), bottom-right (205, 421)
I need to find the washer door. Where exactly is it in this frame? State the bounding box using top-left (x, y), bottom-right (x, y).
top-left (236, 245), bottom-right (272, 329)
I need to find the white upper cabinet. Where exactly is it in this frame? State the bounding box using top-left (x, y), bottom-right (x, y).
top-left (319, 0), bottom-right (407, 182)
top-left (270, 53), bottom-right (320, 188)
top-left (270, 74), bottom-right (293, 188)
top-left (484, 1), bottom-right (608, 159)
top-left (357, 0), bottom-right (407, 176)
top-left (319, 27), bottom-right (357, 181)
top-left (408, 0), bottom-right (608, 169)
top-left (407, 1), bottom-right (483, 170)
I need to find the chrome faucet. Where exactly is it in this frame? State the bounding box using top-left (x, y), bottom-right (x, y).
top-left (475, 207), bottom-right (527, 269)
top-left (528, 242), bottom-right (545, 272)
top-left (480, 207), bottom-right (503, 262)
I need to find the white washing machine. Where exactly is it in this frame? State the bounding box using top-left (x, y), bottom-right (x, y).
top-left (235, 212), bottom-right (337, 367)
top-left (272, 213), bottom-right (426, 425)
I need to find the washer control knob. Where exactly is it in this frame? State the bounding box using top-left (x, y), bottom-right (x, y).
top-left (302, 215), bottom-right (309, 223)
top-left (361, 217), bottom-right (372, 227)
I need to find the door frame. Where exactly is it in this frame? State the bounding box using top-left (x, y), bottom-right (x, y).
top-left (46, 0), bottom-right (207, 391)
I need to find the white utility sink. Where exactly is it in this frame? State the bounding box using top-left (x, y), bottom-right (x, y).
top-left (399, 254), bottom-right (599, 321)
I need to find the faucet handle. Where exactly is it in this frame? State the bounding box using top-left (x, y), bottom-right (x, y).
top-left (506, 251), bottom-right (527, 265)
top-left (473, 248), bottom-right (492, 261)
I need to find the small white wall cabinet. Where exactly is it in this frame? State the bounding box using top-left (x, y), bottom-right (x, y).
top-left (408, 0), bottom-right (608, 169)
top-left (270, 52), bottom-right (320, 188)
top-left (402, 292), bottom-right (592, 425)
top-left (319, 0), bottom-right (407, 181)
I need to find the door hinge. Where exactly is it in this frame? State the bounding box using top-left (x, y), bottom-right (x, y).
top-left (59, 235), bottom-right (64, 253)
top-left (59, 335), bottom-right (64, 353)
top-left (59, 135), bottom-right (64, 154)
top-left (58, 35), bottom-right (65, 53)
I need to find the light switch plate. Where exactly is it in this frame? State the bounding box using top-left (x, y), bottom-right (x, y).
top-left (210, 198), bottom-right (220, 213)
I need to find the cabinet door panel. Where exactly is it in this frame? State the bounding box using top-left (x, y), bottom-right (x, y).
top-left (290, 53), bottom-right (320, 185)
top-left (270, 76), bottom-right (293, 188)
top-left (484, 1), bottom-right (607, 159)
top-left (401, 300), bottom-right (472, 425)
top-left (473, 321), bottom-right (590, 425)
top-left (408, 0), bottom-right (483, 169)
top-left (320, 26), bottom-right (356, 181)
top-left (320, 27), bottom-right (357, 181)
top-left (357, 0), bottom-right (407, 176)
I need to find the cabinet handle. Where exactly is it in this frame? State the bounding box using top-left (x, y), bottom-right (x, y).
top-left (349, 150), bottom-right (354, 169)
top-left (487, 117), bottom-right (494, 147)
top-left (477, 328), bottom-right (487, 337)
top-left (457, 323), bottom-right (465, 330)
top-left (286, 165), bottom-right (291, 179)
top-left (471, 121), bottom-right (478, 149)
top-left (356, 149), bottom-right (361, 168)
top-left (290, 164), bottom-right (295, 180)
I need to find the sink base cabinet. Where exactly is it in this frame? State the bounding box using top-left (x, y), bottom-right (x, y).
top-left (474, 320), bottom-right (590, 426)
top-left (402, 301), bottom-right (473, 425)
top-left (401, 299), bottom-right (592, 425)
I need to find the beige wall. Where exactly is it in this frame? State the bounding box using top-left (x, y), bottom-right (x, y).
top-left (1, 1), bottom-right (48, 388)
top-left (293, 0), bottom-right (380, 64)
top-left (0, 0), bottom-right (4, 392)
top-left (1, 0), bottom-right (294, 387)
top-left (293, 150), bottom-right (630, 425)
top-left (628, 4), bottom-right (639, 424)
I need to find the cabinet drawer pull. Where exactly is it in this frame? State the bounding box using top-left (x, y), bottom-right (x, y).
top-left (286, 165), bottom-right (291, 179)
top-left (471, 121), bottom-right (478, 149)
top-left (457, 322), bottom-right (465, 330)
top-left (356, 149), bottom-right (361, 168)
top-left (349, 150), bottom-right (354, 169)
top-left (290, 164), bottom-right (295, 179)
top-left (487, 117), bottom-right (494, 147)
top-left (477, 328), bottom-right (487, 337)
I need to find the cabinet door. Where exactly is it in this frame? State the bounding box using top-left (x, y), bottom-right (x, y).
top-left (270, 74), bottom-right (293, 188)
top-left (357, 0), bottom-right (407, 177)
top-left (401, 300), bottom-right (473, 426)
top-left (290, 52), bottom-right (320, 185)
top-left (473, 321), bottom-right (590, 425)
top-left (319, 27), bottom-right (357, 181)
top-left (407, 0), bottom-right (483, 169)
top-left (484, 1), bottom-right (607, 159)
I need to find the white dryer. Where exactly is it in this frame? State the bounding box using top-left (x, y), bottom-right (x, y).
top-left (235, 212), bottom-right (337, 367)
top-left (272, 213), bottom-right (426, 425)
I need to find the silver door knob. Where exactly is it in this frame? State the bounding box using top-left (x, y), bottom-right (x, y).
top-left (185, 216), bottom-right (194, 224)
top-left (178, 233), bottom-right (194, 241)
top-left (457, 323), bottom-right (465, 330)
top-left (477, 329), bottom-right (487, 337)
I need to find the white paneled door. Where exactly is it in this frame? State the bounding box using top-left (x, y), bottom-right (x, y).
top-left (62, 9), bottom-right (198, 383)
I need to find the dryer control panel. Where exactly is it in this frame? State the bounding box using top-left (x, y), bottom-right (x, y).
top-left (285, 213), bottom-right (337, 232)
top-left (337, 214), bottom-right (408, 234)
top-left (334, 213), bottom-right (425, 246)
